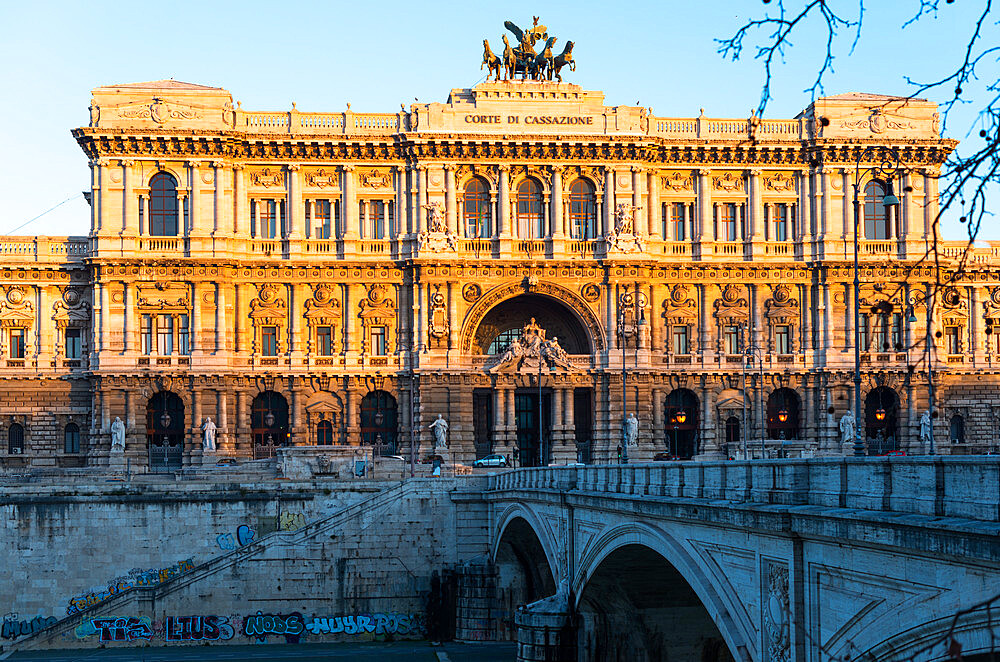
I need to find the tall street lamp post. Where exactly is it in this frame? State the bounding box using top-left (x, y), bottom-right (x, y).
top-left (852, 146), bottom-right (901, 457)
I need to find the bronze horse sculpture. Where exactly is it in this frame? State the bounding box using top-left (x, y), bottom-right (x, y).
top-left (481, 39), bottom-right (502, 82)
top-left (552, 40), bottom-right (575, 83)
top-left (501, 35), bottom-right (517, 81)
top-left (534, 36), bottom-right (557, 81)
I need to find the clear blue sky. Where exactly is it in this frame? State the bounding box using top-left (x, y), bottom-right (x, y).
top-left (0, 0), bottom-right (989, 239)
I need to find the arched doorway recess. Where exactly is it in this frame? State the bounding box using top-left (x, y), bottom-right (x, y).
top-left (147, 391), bottom-right (184, 470)
top-left (252, 391), bottom-right (289, 459)
top-left (865, 386), bottom-right (899, 455)
top-left (576, 543), bottom-right (735, 662)
top-left (360, 390), bottom-right (397, 456)
top-left (664, 389), bottom-right (699, 459)
top-left (766, 387), bottom-right (801, 441)
top-left (493, 516), bottom-right (556, 642)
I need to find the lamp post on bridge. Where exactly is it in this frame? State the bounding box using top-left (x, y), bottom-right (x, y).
top-left (851, 146), bottom-right (901, 457)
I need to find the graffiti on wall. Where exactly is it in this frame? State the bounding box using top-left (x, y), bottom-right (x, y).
top-left (75, 616), bottom-right (153, 642)
top-left (65, 559), bottom-right (195, 615)
top-left (1, 613), bottom-right (57, 640)
top-left (242, 611), bottom-right (305, 643)
top-left (164, 615), bottom-right (235, 642)
top-left (279, 511), bottom-right (306, 532)
top-left (304, 613), bottom-right (425, 636)
top-left (215, 523), bottom-right (260, 550)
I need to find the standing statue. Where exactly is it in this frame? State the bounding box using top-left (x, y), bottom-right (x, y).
top-left (429, 415), bottom-right (449, 449)
top-left (920, 411), bottom-right (932, 445)
top-left (839, 410), bottom-right (856, 445)
top-left (110, 416), bottom-right (126, 451)
top-left (202, 417), bottom-right (217, 452)
top-left (625, 413), bottom-right (639, 446)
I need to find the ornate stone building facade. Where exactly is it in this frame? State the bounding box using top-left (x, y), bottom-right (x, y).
top-left (2, 76), bottom-right (998, 471)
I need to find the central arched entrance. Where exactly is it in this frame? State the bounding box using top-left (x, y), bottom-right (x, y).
top-left (664, 389), bottom-right (699, 459)
top-left (577, 543), bottom-right (735, 661)
top-left (865, 386), bottom-right (899, 455)
top-left (360, 390), bottom-right (397, 456)
top-left (474, 294), bottom-right (591, 355)
top-left (147, 391), bottom-right (184, 470)
top-left (251, 391), bottom-right (289, 459)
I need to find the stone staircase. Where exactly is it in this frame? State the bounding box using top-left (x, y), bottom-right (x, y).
top-left (2, 478), bottom-right (463, 655)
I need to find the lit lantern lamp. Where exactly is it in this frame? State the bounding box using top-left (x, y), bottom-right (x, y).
top-left (777, 408), bottom-right (789, 423)
top-left (675, 410), bottom-right (687, 424)
top-left (374, 411), bottom-right (385, 427)
top-left (264, 411), bottom-right (275, 427)
top-left (875, 407), bottom-right (887, 422)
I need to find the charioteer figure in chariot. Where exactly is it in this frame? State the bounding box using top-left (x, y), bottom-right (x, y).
top-left (481, 17), bottom-right (576, 83)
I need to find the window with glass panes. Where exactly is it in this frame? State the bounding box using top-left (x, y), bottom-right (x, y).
top-left (670, 202), bottom-right (686, 240)
top-left (65, 328), bottom-right (82, 359)
top-left (724, 325), bottom-right (740, 354)
top-left (141, 315), bottom-right (152, 355)
top-left (672, 325), bottom-right (689, 354)
top-left (262, 326), bottom-right (278, 356)
top-left (464, 178), bottom-right (492, 238)
top-left (310, 200), bottom-right (333, 239)
top-left (946, 325), bottom-right (961, 354)
top-left (149, 172), bottom-right (179, 236)
top-left (361, 200), bottom-right (390, 239)
top-left (718, 203), bottom-right (738, 241)
top-left (775, 325), bottom-right (791, 354)
top-left (157, 315), bottom-right (174, 355)
top-left (874, 314), bottom-right (890, 352)
top-left (371, 326), bottom-right (387, 356)
top-left (858, 314), bottom-right (870, 351)
top-left (178, 315), bottom-right (190, 354)
top-left (317, 326), bottom-right (333, 356)
top-left (770, 204), bottom-right (794, 241)
top-left (891, 313), bottom-right (902, 350)
top-left (516, 179), bottom-right (544, 238)
top-left (488, 328), bottom-right (522, 355)
top-left (568, 179), bottom-right (596, 239)
top-left (864, 181), bottom-right (892, 239)
top-left (64, 423), bottom-right (80, 453)
top-left (254, 200), bottom-right (283, 239)
top-left (9, 329), bottom-right (24, 359)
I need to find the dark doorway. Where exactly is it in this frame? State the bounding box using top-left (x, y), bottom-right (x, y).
top-left (472, 389), bottom-right (494, 460)
top-left (724, 416), bottom-right (740, 456)
top-left (515, 391), bottom-right (551, 467)
top-left (147, 391), bottom-right (184, 470)
top-left (865, 386), bottom-right (899, 455)
top-left (766, 388), bottom-right (801, 440)
top-left (251, 391), bottom-right (289, 459)
top-left (665, 389), bottom-right (699, 459)
top-left (574, 387), bottom-right (594, 463)
top-left (361, 390), bottom-right (397, 456)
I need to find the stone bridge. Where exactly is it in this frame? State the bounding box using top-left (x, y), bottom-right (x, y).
top-left (485, 458), bottom-right (1000, 662)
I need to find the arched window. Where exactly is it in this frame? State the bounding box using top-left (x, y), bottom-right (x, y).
top-left (317, 419), bottom-right (334, 445)
top-left (950, 414), bottom-right (965, 444)
top-left (149, 172), bottom-right (179, 236)
top-left (64, 423), bottom-right (80, 454)
top-left (8, 423), bottom-right (24, 455)
top-left (463, 178), bottom-right (492, 238)
top-left (569, 179), bottom-right (597, 239)
top-left (516, 179), bottom-right (544, 239)
top-left (766, 388), bottom-right (801, 441)
top-left (864, 180), bottom-right (891, 240)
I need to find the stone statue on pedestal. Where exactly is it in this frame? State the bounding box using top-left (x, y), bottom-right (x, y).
top-left (625, 413), bottom-right (639, 446)
top-left (429, 415), bottom-right (449, 449)
top-left (839, 411), bottom-right (856, 445)
top-left (920, 411), bottom-right (932, 445)
top-left (110, 417), bottom-right (126, 452)
top-left (202, 417), bottom-right (217, 452)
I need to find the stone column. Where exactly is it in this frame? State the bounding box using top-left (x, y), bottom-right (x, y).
top-left (924, 168), bottom-right (939, 240)
top-left (408, 166), bottom-right (420, 238)
top-left (191, 389), bottom-right (203, 462)
top-left (493, 387), bottom-right (506, 452)
top-left (444, 165), bottom-right (458, 235)
top-left (216, 389), bottom-right (229, 453)
top-left (234, 164), bottom-right (247, 237)
top-left (122, 160), bottom-right (137, 236)
top-left (97, 159), bottom-right (111, 237)
top-left (652, 388), bottom-right (664, 449)
top-left (188, 161), bottom-right (204, 237)
top-left (215, 282), bottom-right (226, 353)
top-left (99, 281), bottom-right (110, 354)
top-left (799, 170), bottom-right (813, 252)
top-left (121, 281), bottom-right (131, 354)
top-left (289, 283), bottom-right (303, 358)
top-left (565, 387), bottom-right (576, 446)
top-left (286, 164), bottom-right (302, 239)
top-left (603, 167), bottom-right (614, 235)
top-left (646, 171), bottom-right (659, 236)
top-left (342, 165), bottom-right (358, 239)
top-left (631, 166), bottom-right (643, 220)
top-left (345, 384), bottom-right (356, 445)
top-left (191, 282), bottom-right (203, 357)
top-left (447, 281), bottom-right (458, 350)
top-left (346, 284), bottom-right (358, 354)
top-left (696, 168), bottom-right (713, 244)
top-left (551, 166), bottom-right (564, 238)
top-left (291, 385), bottom-right (306, 444)
top-left (416, 165), bottom-right (428, 234)
top-left (236, 390), bottom-right (249, 455)
top-left (394, 166), bottom-right (406, 241)
top-left (212, 161), bottom-right (226, 237)
top-left (748, 169), bottom-right (763, 245)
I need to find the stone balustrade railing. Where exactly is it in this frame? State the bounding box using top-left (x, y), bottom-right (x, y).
top-left (0, 237), bottom-right (88, 263)
top-left (487, 458), bottom-right (1000, 523)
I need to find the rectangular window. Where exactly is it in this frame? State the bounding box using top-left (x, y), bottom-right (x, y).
top-left (312, 200), bottom-right (332, 239)
top-left (9, 329), bottom-right (24, 359)
top-left (156, 315), bottom-right (174, 355)
top-left (257, 200), bottom-right (281, 239)
top-left (718, 203), bottom-right (738, 241)
top-left (178, 315), bottom-right (190, 355)
top-left (775, 325), bottom-right (791, 355)
top-left (772, 204), bottom-right (790, 242)
top-left (672, 325), bottom-right (689, 355)
top-left (262, 326), bottom-right (278, 356)
top-left (891, 313), bottom-right (902, 351)
top-left (371, 326), bottom-right (387, 356)
top-left (317, 326), bottom-right (333, 356)
top-left (859, 314), bottom-right (870, 351)
top-left (141, 315), bottom-right (152, 355)
top-left (875, 314), bottom-right (889, 352)
top-left (671, 202), bottom-right (686, 241)
top-left (65, 328), bottom-right (82, 359)
top-left (946, 326), bottom-right (961, 354)
top-left (361, 200), bottom-right (391, 239)
top-left (724, 325), bottom-right (740, 355)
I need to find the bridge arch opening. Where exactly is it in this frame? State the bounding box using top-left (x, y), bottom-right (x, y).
top-left (577, 543), bottom-right (734, 662)
top-left (494, 516), bottom-right (556, 640)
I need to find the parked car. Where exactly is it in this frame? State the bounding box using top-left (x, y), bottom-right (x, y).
top-left (473, 454), bottom-right (509, 468)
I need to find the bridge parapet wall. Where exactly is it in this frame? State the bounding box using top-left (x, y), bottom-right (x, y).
top-left (488, 457), bottom-right (1000, 522)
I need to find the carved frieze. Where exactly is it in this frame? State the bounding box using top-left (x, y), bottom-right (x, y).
top-left (663, 284), bottom-right (697, 324)
top-left (713, 171), bottom-right (745, 193)
top-left (839, 108), bottom-right (916, 134)
top-left (306, 168), bottom-right (339, 189)
top-left (249, 283), bottom-right (286, 321)
top-left (763, 171), bottom-right (796, 193)
top-left (249, 167), bottom-right (284, 188)
top-left (660, 171), bottom-right (694, 192)
top-left (764, 284), bottom-right (799, 323)
top-left (52, 287), bottom-right (91, 329)
top-left (0, 286), bottom-right (34, 328)
top-left (358, 168), bottom-right (391, 189)
top-left (136, 282), bottom-right (189, 310)
top-left (428, 286), bottom-right (449, 342)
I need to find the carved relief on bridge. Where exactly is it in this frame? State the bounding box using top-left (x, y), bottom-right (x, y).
top-left (762, 559), bottom-right (790, 662)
